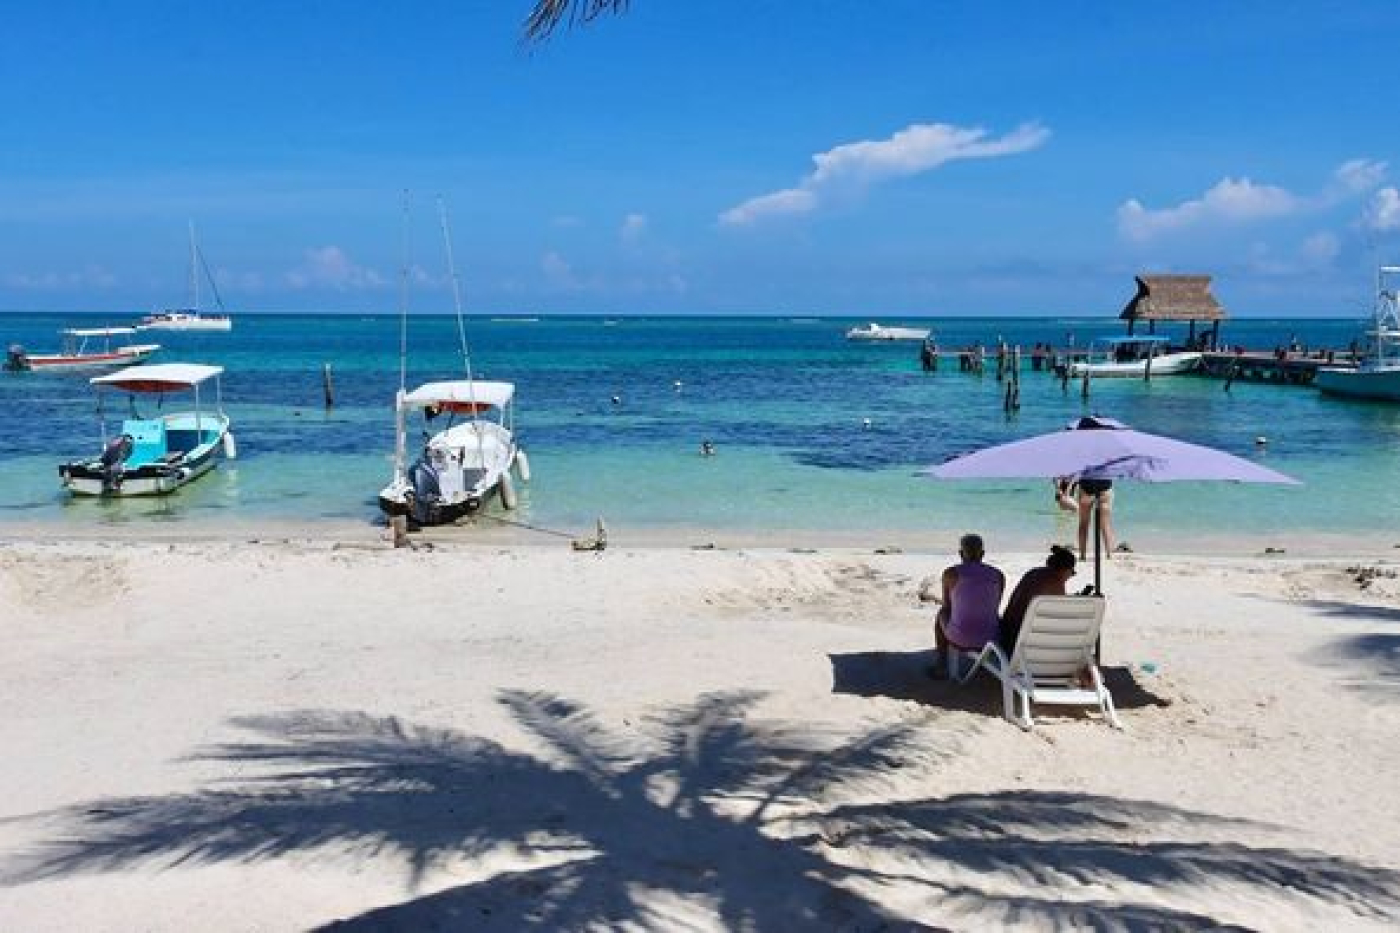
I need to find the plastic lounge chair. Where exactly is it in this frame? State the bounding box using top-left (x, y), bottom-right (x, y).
top-left (956, 596), bottom-right (1121, 730)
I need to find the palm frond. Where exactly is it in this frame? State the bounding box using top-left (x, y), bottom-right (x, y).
top-left (523, 0), bottom-right (630, 43)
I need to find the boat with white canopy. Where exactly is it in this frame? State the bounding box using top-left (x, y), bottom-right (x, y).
top-left (5, 327), bottom-right (161, 372)
top-left (378, 379), bottom-right (528, 525)
top-left (1068, 336), bottom-right (1203, 378)
top-left (377, 198), bottom-right (529, 527)
top-left (58, 362), bottom-right (235, 496)
top-left (1316, 265), bottom-right (1400, 402)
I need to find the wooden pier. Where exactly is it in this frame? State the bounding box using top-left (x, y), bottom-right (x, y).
top-left (1199, 351), bottom-right (1354, 386)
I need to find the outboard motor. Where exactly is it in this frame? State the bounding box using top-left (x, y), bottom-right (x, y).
top-left (408, 460), bottom-right (442, 524)
top-left (99, 433), bottom-right (134, 493)
top-left (4, 344), bottom-right (30, 372)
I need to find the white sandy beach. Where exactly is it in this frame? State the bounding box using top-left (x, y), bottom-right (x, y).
top-left (1, 536), bottom-right (1398, 930)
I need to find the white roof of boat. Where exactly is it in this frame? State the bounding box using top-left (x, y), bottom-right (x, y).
top-left (91, 363), bottom-right (224, 388)
top-left (403, 380), bottom-right (515, 409)
top-left (63, 327), bottom-right (136, 336)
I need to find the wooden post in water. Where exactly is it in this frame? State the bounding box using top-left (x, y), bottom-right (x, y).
top-left (1081, 369), bottom-right (1091, 400)
top-left (1224, 359), bottom-right (1240, 393)
top-left (322, 363), bottom-right (336, 409)
top-left (1143, 342), bottom-right (1154, 383)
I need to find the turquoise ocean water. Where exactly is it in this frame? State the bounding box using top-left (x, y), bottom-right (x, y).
top-left (2, 313), bottom-right (1396, 549)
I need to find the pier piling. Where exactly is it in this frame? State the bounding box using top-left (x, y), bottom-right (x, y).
top-left (322, 363), bottom-right (335, 409)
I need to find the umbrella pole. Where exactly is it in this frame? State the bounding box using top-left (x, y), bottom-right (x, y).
top-left (1094, 492), bottom-right (1103, 664)
top-left (1093, 492), bottom-right (1103, 596)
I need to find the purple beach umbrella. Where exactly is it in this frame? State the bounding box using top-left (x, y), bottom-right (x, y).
top-left (924, 416), bottom-right (1300, 594)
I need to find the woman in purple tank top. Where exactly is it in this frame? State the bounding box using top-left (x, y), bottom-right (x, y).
top-left (933, 533), bottom-right (1006, 674)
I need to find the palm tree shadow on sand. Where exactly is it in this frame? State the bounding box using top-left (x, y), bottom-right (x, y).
top-left (5, 691), bottom-right (1398, 930)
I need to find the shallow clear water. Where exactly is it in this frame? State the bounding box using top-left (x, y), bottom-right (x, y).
top-left (2, 313), bottom-right (1396, 547)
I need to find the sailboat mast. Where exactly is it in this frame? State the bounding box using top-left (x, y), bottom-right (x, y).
top-left (438, 198), bottom-right (484, 462)
top-left (188, 220), bottom-right (199, 312)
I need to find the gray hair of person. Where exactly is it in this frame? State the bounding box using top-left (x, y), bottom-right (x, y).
top-left (959, 533), bottom-right (985, 558)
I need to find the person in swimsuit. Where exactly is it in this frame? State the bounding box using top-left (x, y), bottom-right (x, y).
top-left (932, 533), bottom-right (1006, 674)
top-left (1076, 477), bottom-right (1117, 559)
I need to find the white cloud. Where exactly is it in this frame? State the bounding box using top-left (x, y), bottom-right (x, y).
top-left (1364, 187), bottom-right (1400, 232)
top-left (620, 212), bottom-right (647, 243)
top-left (1300, 231), bottom-right (1341, 264)
top-left (285, 246), bottom-right (386, 290)
top-left (3, 265), bottom-right (118, 290)
top-left (541, 251), bottom-right (579, 289)
top-left (1118, 159), bottom-right (1389, 242)
top-left (1117, 178), bottom-right (1300, 242)
top-left (719, 120), bottom-right (1049, 226)
top-left (1332, 158), bottom-right (1387, 195)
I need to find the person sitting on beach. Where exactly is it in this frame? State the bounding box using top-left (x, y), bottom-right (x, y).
top-left (999, 545), bottom-right (1077, 652)
top-left (932, 534), bottom-right (1005, 675)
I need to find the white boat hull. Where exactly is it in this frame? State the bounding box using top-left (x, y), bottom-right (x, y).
top-left (846, 326), bottom-right (931, 342)
top-left (1315, 366), bottom-right (1400, 401)
top-left (136, 319), bottom-right (232, 332)
top-left (379, 419), bottom-right (520, 525)
top-left (60, 412), bottom-right (229, 497)
top-left (20, 344), bottom-right (161, 371)
top-left (1070, 351), bottom-right (1203, 378)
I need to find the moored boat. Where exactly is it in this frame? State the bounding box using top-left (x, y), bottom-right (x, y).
top-left (137, 309), bottom-right (233, 332)
top-left (135, 222), bottom-right (234, 333)
top-left (5, 327), bottom-right (161, 372)
top-left (1315, 265), bottom-right (1400, 402)
top-left (377, 198), bottom-right (529, 527)
top-left (58, 363), bottom-right (235, 496)
top-left (378, 380), bottom-right (529, 525)
top-left (1069, 336), bottom-right (1202, 378)
top-left (845, 322), bottom-right (932, 342)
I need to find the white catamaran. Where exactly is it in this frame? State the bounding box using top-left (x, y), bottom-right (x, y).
top-left (1315, 265), bottom-right (1400, 402)
top-left (136, 223), bottom-right (233, 332)
top-left (58, 363), bottom-right (236, 496)
top-left (378, 200), bottom-right (530, 526)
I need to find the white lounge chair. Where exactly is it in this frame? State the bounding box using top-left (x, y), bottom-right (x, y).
top-left (956, 596), bottom-right (1121, 730)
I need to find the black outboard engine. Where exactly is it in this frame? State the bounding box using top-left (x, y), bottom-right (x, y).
top-left (4, 344), bottom-right (29, 372)
top-left (99, 434), bottom-right (134, 493)
top-left (408, 460), bottom-right (442, 523)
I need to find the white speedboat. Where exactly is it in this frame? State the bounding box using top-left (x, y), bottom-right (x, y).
top-left (137, 310), bottom-right (233, 332)
top-left (846, 322), bottom-right (932, 342)
top-left (135, 223), bottom-right (233, 333)
top-left (1069, 336), bottom-right (1202, 378)
top-left (58, 363), bottom-right (235, 496)
top-left (378, 380), bottom-right (530, 525)
top-left (5, 327), bottom-right (161, 372)
top-left (1316, 265), bottom-right (1400, 402)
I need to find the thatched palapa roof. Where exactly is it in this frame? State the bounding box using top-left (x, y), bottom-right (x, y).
top-left (1119, 275), bottom-right (1226, 322)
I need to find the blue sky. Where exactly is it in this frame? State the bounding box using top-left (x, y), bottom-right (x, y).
top-left (1, 1), bottom-right (1397, 315)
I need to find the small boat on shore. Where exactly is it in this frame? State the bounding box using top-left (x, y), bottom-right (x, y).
top-left (58, 363), bottom-right (235, 496)
top-left (1316, 265), bottom-right (1400, 402)
top-left (378, 198), bottom-right (530, 527)
top-left (1069, 336), bottom-right (1202, 378)
top-left (846, 322), bottom-right (932, 342)
top-left (378, 380), bottom-right (529, 525)
top-left (5, 327), bottom-right (161, 372)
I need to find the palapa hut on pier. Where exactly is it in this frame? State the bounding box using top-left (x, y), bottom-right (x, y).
top-left (1120, 274), bottom-right (1226, 348)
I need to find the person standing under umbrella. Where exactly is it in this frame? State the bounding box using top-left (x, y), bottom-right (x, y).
top-left (1076, 476), bottom-right (1122, 560)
